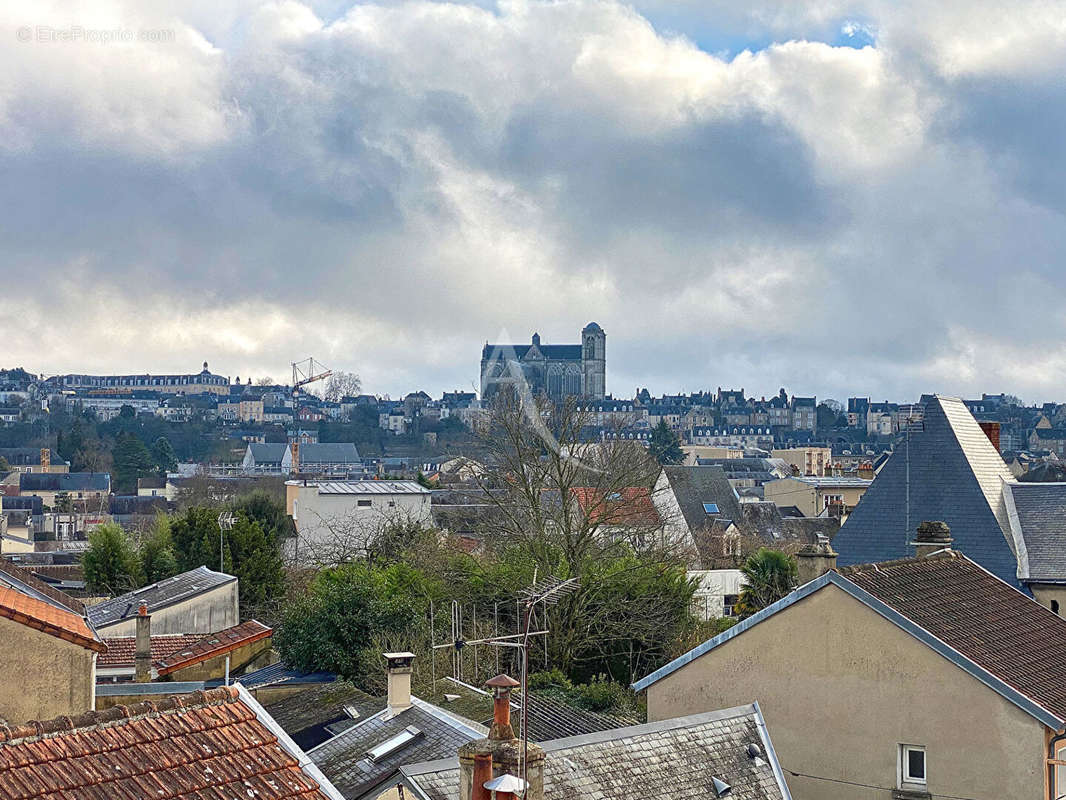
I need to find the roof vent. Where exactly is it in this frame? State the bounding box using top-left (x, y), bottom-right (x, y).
top-left (746, 742), bottom-right (766, 767)
top-left (712, 776), bottom-right (732, 796)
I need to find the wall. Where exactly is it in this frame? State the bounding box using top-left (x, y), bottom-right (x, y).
top-left (764, 478), bottom-right (817, 516)
top-left (646, 583), bottom-right (1047, 800)
top-left (96, 582), bottom-right (239, 637)
top-left (1030, 584), bottom-right (1066, 616)
top-left (0, 615), bottom-right (95, 722)
top-left (163, 637), bottom-right (273, 682)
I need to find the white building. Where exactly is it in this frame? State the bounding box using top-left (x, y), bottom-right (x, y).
top-left (688, 569), bottom-right (745, 619)
top-left (285, 480), bottom-right (433, 564)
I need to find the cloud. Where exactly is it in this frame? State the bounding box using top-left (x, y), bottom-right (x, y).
top-left (1, 0), bottom-right (1065, 403)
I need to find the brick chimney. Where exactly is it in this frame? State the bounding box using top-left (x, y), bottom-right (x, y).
top-left (911, 521), bottom-right (952, 558)
top-left (795, 534), bottom-right (837, 585)
top-left (458, 674), bottom-right (545, 800)
top-left (135, 604), bottom-right (151, 683)
top-left (384, 652), bottom-right (414, 718)
top-left (290, 442), bottom-right (299, 475)
top-left (39, 448), bottom-right (50, 470)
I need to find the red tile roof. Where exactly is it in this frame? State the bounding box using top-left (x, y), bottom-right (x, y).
top-left (155, 620), bottom-right (272, 677)
top-left (0, 586), bottom-right (104, 653)
top-left (571, 487), bottom-right (661, 527)
top-left (98, 633), bottom-right (204, 668)
top-left (839, 551), bottom-right (1066, 722)
top-left (0, 686), bottom-right (335, 799)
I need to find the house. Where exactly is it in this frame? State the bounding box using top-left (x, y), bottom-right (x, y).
top-left (97, 631), bottom-right (204, 682)
top-left (832, 395), bottom-right (1021, 586)
top-left (398, 672), bottom-right (792, 800)
top-left (0, 563), bottom-right (104, 721)
top-left (0, 685), bottom-right (345, 799)
top-left (1002, 481), bottom-right (1066, 613)
top-left (309, 654), bottom-right (486, 800)
top-left (1030, 427), bottom-right (1066, 456)
top-left (771, 446), bottom-right (831, 477)
top-left (634, 535), bottom-right (1066, 800)
top-left (154, 619), bottom-right (273, 681)
top-left (293, 442), bottom-right (362, 474)
top-left (0, 448), bottom-right (69, 474)
top-left (87, 566), bottom-right (238, 637)
top-left (18, 472), bottom-right (110, 508)
top-left (569, 486), bottom-right (663, 541)
top-left (242, 442), bottom-right (293, 474)
top-left (688, 568), bottom-right (745, 619)
top-left (762, 476), bottom-right (872, 519)
top-left (286, 480), bottom-right (432, 565)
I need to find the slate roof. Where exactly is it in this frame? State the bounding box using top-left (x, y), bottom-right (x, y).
top-left (1004, 482), bottom-right (1066, 583)
top-left (0, 685), bottom-right (342, 800)
top-left (263, 682), bottom-right (383, 751)
top-left (0, 557), bottom-right (84, 614)
top-left (299, 443), bottom-right (361, 464)
top-left (0, 586), bottom-right (104, 653)
top-left (18, 472), bottom-right (110, 493)
top-left (481, 343), bottom-right (583, 361)
top-left (87, 566), bottom-right (236, 628)
top-left (239, 661), bottom-right (339, 691)
top-left (839, 551), bottom-right (1066, 723)
top-left (400, 703), bottom-right (790, 800)
top-left (662, 466), bottom-right (744, 532)
top-left (249, 443), bottom-right (290, 464)
top-left (155, 619), bottom-right (272, 676)
top-left (99, 633), bottom-right (203, 668)
top-left (832, 396), bottom-right (1021, 586)
top-left (310, 698), bottom-right (485, 800)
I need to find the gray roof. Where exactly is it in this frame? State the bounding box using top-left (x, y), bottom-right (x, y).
top-left (299, 443), bottom-right (361, 463)
top-left (248, 443), bottom-right (289, 464)
top-left (1004, 482), bottom-right (1066, 583)
top-left (19, 472), bottom-right (110, 493)
top-left (832, 395), bottom-right (1021, 587)
top-left (263, 681), bottom-right (383, 751)
top-left (314, 481), bottom-right (429, 495)
top-left (401, 704), bottom-right (790, 800)
top-left (662, 466), bottom-right (744, 533)
top-left (310, 697), bottom-right (484, 800)
top-left (87, 566), bottom-right (236, 627)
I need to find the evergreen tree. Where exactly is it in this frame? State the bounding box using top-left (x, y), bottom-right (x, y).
top-left (648, 419), bottom-right (684, 465)
top-left (140, 517), bottom-right (179, 584)
top-left (82, 524), bottom-right (140, 595)
top-left (151, 436), bottom-right (178, 473)
top-left (111, 432), bottom-right (155, 493)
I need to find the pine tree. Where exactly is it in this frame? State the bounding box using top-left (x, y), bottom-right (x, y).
top-left (648, 419), bottom-right (684, 465)
top-left (151, 436), bottom-right (178, 473)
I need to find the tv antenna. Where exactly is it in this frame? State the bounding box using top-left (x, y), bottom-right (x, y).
top-left (432, 571), bottom-right (578, 798)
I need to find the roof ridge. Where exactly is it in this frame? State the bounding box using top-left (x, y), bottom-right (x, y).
top-left (835, 550), bottom-right (961, 575)
top-left (0, 686), bottom-right (240, 744)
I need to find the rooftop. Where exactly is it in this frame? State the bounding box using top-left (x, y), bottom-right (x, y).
top-left (98, 632), bottom-right (203, 668)
top-left (0, 686), bottom-right (342, 800)
top-left (401, 703), bottom-right (789, 800)
top-left (87, 566), bottom-right (236, 628)
top-left (0, 585), bottom-right (103, 653)
top-left (155, 619), bottom-right (272, 676)
top-left (289, 480), bottom-right (430, 496)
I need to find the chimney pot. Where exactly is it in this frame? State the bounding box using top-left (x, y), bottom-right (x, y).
top-left (472, 753), bottom-right (492, 800)
top-left (911, 521), bottom-right (952, 558)
top-left (795, 537), bottom-right (838, 585)
top-left (485, 674), bottom-right (520, 740)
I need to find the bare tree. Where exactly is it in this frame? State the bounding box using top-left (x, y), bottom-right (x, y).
top-left (322, 371), bottom-right (363, 402)
top-left (256, 376), bottom-right (275, 386)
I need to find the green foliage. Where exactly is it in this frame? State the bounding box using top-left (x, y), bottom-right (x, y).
top-left (648, 420), bottom-right (684, 465)
top-left (737, 547), bottom-right (797, 616)
top-left (527, 670), bottom-right (640, 718)
top-left (82, 523), bottom-right (140, 595)
top-left (230, 490), bottom-right (294, 541)
top-left (168, 506), bottom-right (286, 608)
top-left (111, 432), bottom-right (156, 494)
top-left (274, 561), bottom-right (421, 683)
top-left (151, 436), bottom-right (178, 472)
top-left (140, 517), bottom-right (179, 584)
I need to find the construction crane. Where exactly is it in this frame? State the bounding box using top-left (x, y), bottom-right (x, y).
top-left (291, 357), bottom-right (332, 403)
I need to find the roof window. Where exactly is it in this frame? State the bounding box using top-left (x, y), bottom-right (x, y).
top-left (366, 726), bottom-right (423, 763)
top-left (703, 503), bottom-right (720, 514)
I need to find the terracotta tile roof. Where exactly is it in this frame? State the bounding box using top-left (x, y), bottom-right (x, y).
top-left (98, 633), bottom-right (204, 668)
top-left (0, 586), bottom-right (104, 653)
top-left (0, 686), bottom-right (337, 799)
top-left (155, 620), bottom-right (272, 676)
top-left (838, 550), bottom-right (1066, 721)
top-left (570, 487), bottom-right (661, 527)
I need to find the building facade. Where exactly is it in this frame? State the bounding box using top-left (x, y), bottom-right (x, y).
top-left (53, 362), bottom-right (230, 396)
top-left (480, 323), bottom-right (606, 401)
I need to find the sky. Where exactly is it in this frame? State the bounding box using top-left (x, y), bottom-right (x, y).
top-left (2, 0), bottom-right (1066, 404)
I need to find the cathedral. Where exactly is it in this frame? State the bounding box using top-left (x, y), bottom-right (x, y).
top-left (480, 323), bottom-right (606, 401)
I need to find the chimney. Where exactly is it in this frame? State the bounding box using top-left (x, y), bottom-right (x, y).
top-left (40, 448), bottom-right (50, 470)
top-left (458, 675), bottom-right (545, 800)
top-left (383, 652), bottom-right (414, 717)
top-left (795, 534), bottom-right (837, 585)
top-left (135, 604), bottom-right (151, 683)
top-left (978, 421), bottom-right (1001, 452)
top-left (291, 442), bottom-right (299, 475)
top-left (911, 521), bottom-right (952, 558)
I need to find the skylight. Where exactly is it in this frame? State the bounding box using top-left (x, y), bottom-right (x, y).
top-left (703, 503), bottom-right (720, 514)
top-left (366, 726), bottom-right (423, 763)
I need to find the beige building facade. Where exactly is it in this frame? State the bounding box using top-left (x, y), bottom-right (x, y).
top-left (771, 447), bottom-right (831, 477)
top-left (764, 476), bottom-right (871, 518)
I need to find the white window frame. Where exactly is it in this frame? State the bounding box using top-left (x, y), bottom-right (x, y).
top-left (898, 744), bottom-right (927, 789)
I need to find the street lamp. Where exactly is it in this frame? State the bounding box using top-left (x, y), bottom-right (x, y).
top-left (217, 511), bottom-right (236, 573)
